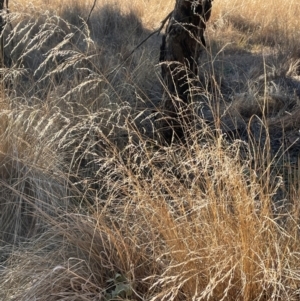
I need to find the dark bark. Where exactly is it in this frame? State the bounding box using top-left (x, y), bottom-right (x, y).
top-left (0, 0), bottom-right (8, 69)
top-left (0, 1), bottom-right (7, 38)
top-left (159, 0), bottom-right (213, 143)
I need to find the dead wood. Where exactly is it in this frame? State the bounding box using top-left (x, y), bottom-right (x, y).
top-left (0, 0), bottom-right (8, 68)
top-left (159, 0), bottom-right (213, 143)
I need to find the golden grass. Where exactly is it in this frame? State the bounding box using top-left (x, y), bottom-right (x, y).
top-left (0, 0), bottom-right (300, 300)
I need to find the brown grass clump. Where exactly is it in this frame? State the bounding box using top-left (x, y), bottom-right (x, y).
top-left (2, 136), bottom-right (300, 300)
top-left (0, 102), bottom-right (71, 247)
top-left (0, 0), bottom-right (300, 300)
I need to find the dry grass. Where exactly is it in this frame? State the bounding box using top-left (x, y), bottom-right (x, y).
top-left (0, 0), bottom-right (300, 300)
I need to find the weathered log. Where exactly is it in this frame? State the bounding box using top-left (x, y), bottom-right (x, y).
top-left (159, 0), bottom-right (213, 143)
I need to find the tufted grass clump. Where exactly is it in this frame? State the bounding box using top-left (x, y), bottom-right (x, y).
top-left (0, 0), bottom-right (300, 300)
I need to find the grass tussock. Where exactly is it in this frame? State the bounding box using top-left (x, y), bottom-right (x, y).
top-left (0, 0), bottom-right (300, 300)
top-left (2, 138), bottom-right (300, 300)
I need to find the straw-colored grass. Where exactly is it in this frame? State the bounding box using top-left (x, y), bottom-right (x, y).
top-left (0, 0), bottom-right (300, 300)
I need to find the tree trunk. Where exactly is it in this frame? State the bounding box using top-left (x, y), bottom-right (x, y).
top-left (159, 0), bottom-right (213, 143)
top-left (0, 0), bottom-right (8, 68)
top-left (0, 0), bottom-right (5, 69)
